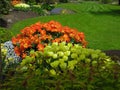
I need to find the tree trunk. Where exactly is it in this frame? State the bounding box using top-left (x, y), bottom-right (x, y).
top-left (119, 0), bottom-right (120, 5)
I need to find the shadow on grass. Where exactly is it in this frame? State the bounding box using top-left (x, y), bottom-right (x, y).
top-left (90, 9), bottom-right (120, 16)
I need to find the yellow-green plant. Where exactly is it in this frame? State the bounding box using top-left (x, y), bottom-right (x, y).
top-left (2, 42), bottom-right (119, 90)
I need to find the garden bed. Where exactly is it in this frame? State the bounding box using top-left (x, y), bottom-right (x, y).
top-left (1, 10), bottom-right (120, 60)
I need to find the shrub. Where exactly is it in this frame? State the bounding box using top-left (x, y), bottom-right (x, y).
top-left (30, 5), bottom-right (46, 15)
top-left (0, 28), bottom-right (13, 43)
top-left (0, 0), bottom-right (11, 15)
top-left (13, 3), bottom-right (30, 11)
top-left (13, 3), bottom-right (54, 15)
top-left (41, 3), bottom-right (55, 11)
top-left (25, 0), bottom-right (36, 5)
top-left (1, 42), bottom-right (120, 89)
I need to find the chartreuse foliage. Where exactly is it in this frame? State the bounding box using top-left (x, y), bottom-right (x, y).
top-left (1, 42), bottom-right (120, 90)
top-left (1, 43), bottom-right (7, 61)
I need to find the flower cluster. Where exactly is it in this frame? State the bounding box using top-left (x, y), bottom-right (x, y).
top-left (12, 20), bottom-right (87, 58)
top-left (1, 41), bottom-right (21, 70)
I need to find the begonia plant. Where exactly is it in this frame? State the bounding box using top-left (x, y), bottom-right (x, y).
top-left (12, 20), bottom-right (87, 58)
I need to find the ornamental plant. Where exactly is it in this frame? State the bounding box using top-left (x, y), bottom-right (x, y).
top-left (14, 3), bottom-right (30, 11)
top-left (12, 20), bottom-right (87, 58)
top-left (20, 42), bottom-right (115, 76)
top-left (2, 42), bottom-right (120, 90)
top-left (20, 42), bottom-right (79, 75)
top-left (14, 3), bottom-right (30, 8)
top-left (1, 43), bottom-right (7, 62)
top-left (0, 42), bottom-right (20, 71)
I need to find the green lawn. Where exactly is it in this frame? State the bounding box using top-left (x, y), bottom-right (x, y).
top-left (10, 2), bottom-right (120, 50)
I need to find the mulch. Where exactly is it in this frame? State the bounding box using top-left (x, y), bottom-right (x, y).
top-left (104, 50), bottom-right (120, 61)
top-left (1, 10), bottom-right (120, 60)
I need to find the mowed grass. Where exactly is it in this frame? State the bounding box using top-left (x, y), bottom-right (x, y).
top-left (10, 2), bottom-right (120, 50)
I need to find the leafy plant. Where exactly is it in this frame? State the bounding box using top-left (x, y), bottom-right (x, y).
top-left (41, 3), bottom-right (55, 11)
top-left (13, 3), bottom-right (30, 11)
top-left (30, 5), bottom-right (45, 15)
top-left (0, 28), bottom-right (13, 43)
top-left (1, 42), bottom-right (120, 90)
top-left (0, 43), bottom-right (7, 65)
top-left (25, 0), bottom-right (36, 5)
top-left (0, 0), bottom-right (11, 15)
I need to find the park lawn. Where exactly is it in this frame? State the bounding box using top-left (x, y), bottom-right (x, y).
top-left (10, 2), bottom-right (120, 50)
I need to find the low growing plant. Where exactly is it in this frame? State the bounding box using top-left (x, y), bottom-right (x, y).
top-left (1, 42), bottom-right (120, 89)
top-left (14, 3), bottom-right (30, 11)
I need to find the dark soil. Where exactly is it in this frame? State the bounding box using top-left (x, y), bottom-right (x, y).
top-left (1, 10), bottom-right (120, 60)
top-left (104, 50), bottom-right (120, 61)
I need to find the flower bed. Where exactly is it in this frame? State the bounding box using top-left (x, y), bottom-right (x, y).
top-left (0, 20), bottom-right (120, 89)
top-left (12, 20), bottom-right (87, 58)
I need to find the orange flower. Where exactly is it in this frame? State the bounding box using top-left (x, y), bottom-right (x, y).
top-left (11, 0), bottom-right (21, 5)
top-left (40, 30), bottom-right (46, 35)
top-left (14, 47), bottom-right (21, 56)
top-left (12, 20), bottom-right (87, 59)
top-left (52, 38), bottom-right (61, 43)
top-left (20, 38), bottom-right (31, 49)
top-left (22, 53), bottom-right (27, 59)
top-left (78, 32), bottom-right (85, 40)
top-left (62, 34), bottom-right (70, 42)
top-left (37, 44), bottom-right (44, 51)
top-left (31, 22), bottom-right (42, 30)
top-left (12, 37), bottom-right (18, 45)
top-left (69, 33), bottom-right (75, 38)
top-left (82, 39), bottom-right (87, 48)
